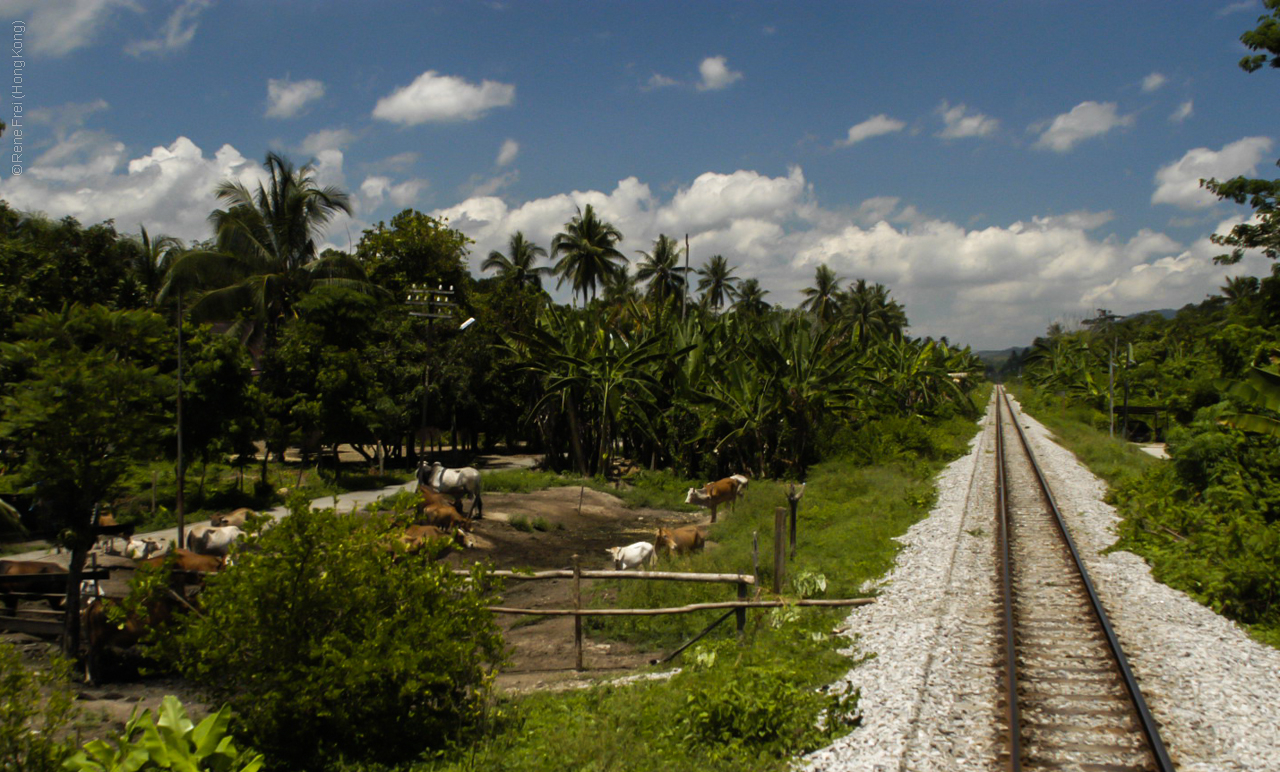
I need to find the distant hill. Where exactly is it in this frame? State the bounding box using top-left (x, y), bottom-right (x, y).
top-left (976, 347), bottom-right (1026, 368)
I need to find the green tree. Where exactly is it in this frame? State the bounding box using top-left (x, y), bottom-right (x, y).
top-left (0, 305), bottom-right (171, 656)
top-left (634, 233), bottom-right (689, 308)
top-left (482, 230), bottom-right (552, 290)
top-left (551, 204), bottom-right (627, 306)
top-left (800, 264), bottom-right (842, 324)
top-left (129, 226), bottom-right (184, 308)
top-left (357, 208), bottom-right (474, 296)
top-left (162, 152), bottom-right (369, 348)
top-left (158, 502), bottom-right (503, 769)
top-left (1203, 0), bottom-right (1280, 265)
top-left (733, 278), bottom-right (771, 316)
top-left (696, 254), bottom-right (740, 311)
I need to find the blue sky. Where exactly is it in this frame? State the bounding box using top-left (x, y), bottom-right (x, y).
top-left (2, 0), bottom-right (1277, 348)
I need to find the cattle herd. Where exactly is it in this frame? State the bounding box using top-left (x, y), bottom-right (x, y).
top-left (605, 474), bottom-right (749, 570)
top-left (1, 465), bottom-right (751, 683)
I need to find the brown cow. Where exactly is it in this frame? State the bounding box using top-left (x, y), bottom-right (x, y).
top-left (654, 526), bottom-right (705, 556)
top-left (398, 524), bottom-right (469, 558)
top-left (684, 477), bottom-right (745, 523)
top-left (82, 594), bottom-right (182, 684)
top-left (0, 559), bottom-right (67, 612)
top-left (414, 486), bottom-right (464, 518)
top-left (210, 507), bottom-right (255, 528)
top-left (136, 549), bottom-right (225, 575)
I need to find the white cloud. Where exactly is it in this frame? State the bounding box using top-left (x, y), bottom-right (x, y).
top-left (8, 0), bottom-right (134, 57)
top-left (1141, 72), bottom-right (1167, 92)
top-left (27, 99), bottom-right (109, 135)
top-left (837, 115), bottom-right (906, 147)
top-left (6, 136), bottom-right (1270, 349)
top-left (1152, 136), bottom-right (1273, 209)
top-left (1217, 1), bottom-right (1258, 16)
top-left (300, 128), bottom-right (357, 156)
top-left (644, 73), bottom-right (679, 90)
top-left (265, 77), bottom-right (326, 119)
top-left (1032, 101), bottom-right (1134, 152)
top-left (372, 71), bottom-right (515, 125)
top-left (124, 0), bottom-right (209, 57)
top-left (696, 56), bottom-right (743, 91)
top-left (0, 134), bottom-right (267, 241)
top-left (496, 139), bottom-right (519, 167)
top-left (936, 101), bottom-right (999, 139)
top-left (1170, 100), bottom-right (1194, 123)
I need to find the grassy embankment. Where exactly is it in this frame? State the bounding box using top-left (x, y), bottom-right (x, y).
top-left (404, 405), bottom-right (987, 772)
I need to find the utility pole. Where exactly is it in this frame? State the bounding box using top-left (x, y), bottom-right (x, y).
top-left (175, 289), bottom-right (185, 549)
top-left (1084, 309), bottom-right (1122, 438)
top-left (406, 284), bottom-right (456, 458)
top-left (683, 233), bottom-right (690, 322)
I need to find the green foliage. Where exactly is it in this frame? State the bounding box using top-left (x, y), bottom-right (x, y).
top-left (155, 500), bottom-right (505, 769)
top-left (669, 639), bottom-right (855, 760)
top-left (0, 307), bottom-right (173, 519)
top-left (414, 614), bottom-right (853, 772)
top-left (64, 696), bottom-right (263, 772)
top-left (0, 642), bottom-right (77, 772)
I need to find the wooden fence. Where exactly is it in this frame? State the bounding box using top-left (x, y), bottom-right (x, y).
top-left (458, 561), bottom-right (874, 670)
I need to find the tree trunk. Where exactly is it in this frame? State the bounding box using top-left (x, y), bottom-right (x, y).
top-left (62, 540), bottom-right (88, 661)
top-left (565, 394), bottom-right (588, 476)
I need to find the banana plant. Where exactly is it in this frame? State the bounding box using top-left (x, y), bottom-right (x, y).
top-left (64, 695), bottom-right (263, 772)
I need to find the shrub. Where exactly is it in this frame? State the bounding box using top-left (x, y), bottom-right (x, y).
top-left (0, 642), bottom-right (76, 772)
top-left (63, 696), bottom-right (262, 772)
top-left (155, 498), bottom-right (505, 769)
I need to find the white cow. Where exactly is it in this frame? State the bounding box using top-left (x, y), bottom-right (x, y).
top-left (606, 541), bottom-right (655, 570)
top-left (187, 525), bottom-right (244, 557)
top-left (420, 461), bottom-right (483, 518)
top-left (122, 536), bottom-right (163, 560)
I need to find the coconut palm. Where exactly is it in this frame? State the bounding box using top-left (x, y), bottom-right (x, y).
top-left (800, 264), bottom-right (842, 324)
top-left (1221, 275), bottom-right (1261, 303)
top-left (844, 278), bottom-right (908, 341)
top-left (129, 226), bottom-right (185, 306)
top-left (551, 204), bottom-right (627, 306)
top-left (696, 254), bottom-right (740, 311)
top-left (634, 234), bottom-right (689, 307)
top-left (733, 278), bottom-right (771, 315)
top-left (482, 231), bottom-right (552, 290)
top-left (161, 152), bottom-right (369, 346)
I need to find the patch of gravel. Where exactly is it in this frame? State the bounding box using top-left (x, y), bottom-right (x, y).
top-left (801, 393), bottom-right (1280, 771)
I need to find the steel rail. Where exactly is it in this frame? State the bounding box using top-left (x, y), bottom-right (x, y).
top-left (995, 387), bottom-right (1023, 772)
top-left (998, 388), bottom-right (1176, 772)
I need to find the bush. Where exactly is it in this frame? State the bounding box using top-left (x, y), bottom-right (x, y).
top-left (0, 642), bottom-right (77, 772)
top-left (155, 498), bottom-right (505, 770)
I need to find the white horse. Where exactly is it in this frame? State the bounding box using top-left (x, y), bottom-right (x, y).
top-left (419, 461), bottom-right (483, 518)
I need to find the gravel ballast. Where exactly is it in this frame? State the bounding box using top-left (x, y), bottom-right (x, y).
top-left (802, 394), bottom-right (1280, 771)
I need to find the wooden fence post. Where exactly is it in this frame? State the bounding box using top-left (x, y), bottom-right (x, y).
top-left (736, 581), bottom-right (747, 636)
top-left (573, 554), bottom-right (583, 671)
top-left (773, 507), bottom-right (786, 594)
top-left (752, 531), bottom-right (759, 586)
top-left (786, 483), bottom-right (805, 560)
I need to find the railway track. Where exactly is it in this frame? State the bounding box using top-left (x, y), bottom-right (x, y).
top-left (995, 387), bottom-right (1174, 772)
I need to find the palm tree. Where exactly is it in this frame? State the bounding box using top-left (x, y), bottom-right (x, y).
top-left (551, 204), bottom-right (627, 306)
top-left (1221, 275), bottom-right (1261, 303)
top-left (696, 254), bottom-right (740, 311)
top-left (131, 225), bottom-right (185, 306)
top-left (161, 151), bottom-right (367, 346)
top-left (634, 234), bottom-right (689, 307)
top-left (844, 278), bottom-right (907, 341)
top-left (800, 264), bottom-right (842, 324)
top-left (482, 231), bottom-right (552, 290)
top-left (733, 278), bottom-right (771, 315)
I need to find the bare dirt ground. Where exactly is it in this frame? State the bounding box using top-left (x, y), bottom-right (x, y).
top-left (3, 485), bottom-right (708, 741)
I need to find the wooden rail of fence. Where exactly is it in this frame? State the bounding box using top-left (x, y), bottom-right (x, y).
top-left (487, 598), bottom-right (875, 616)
